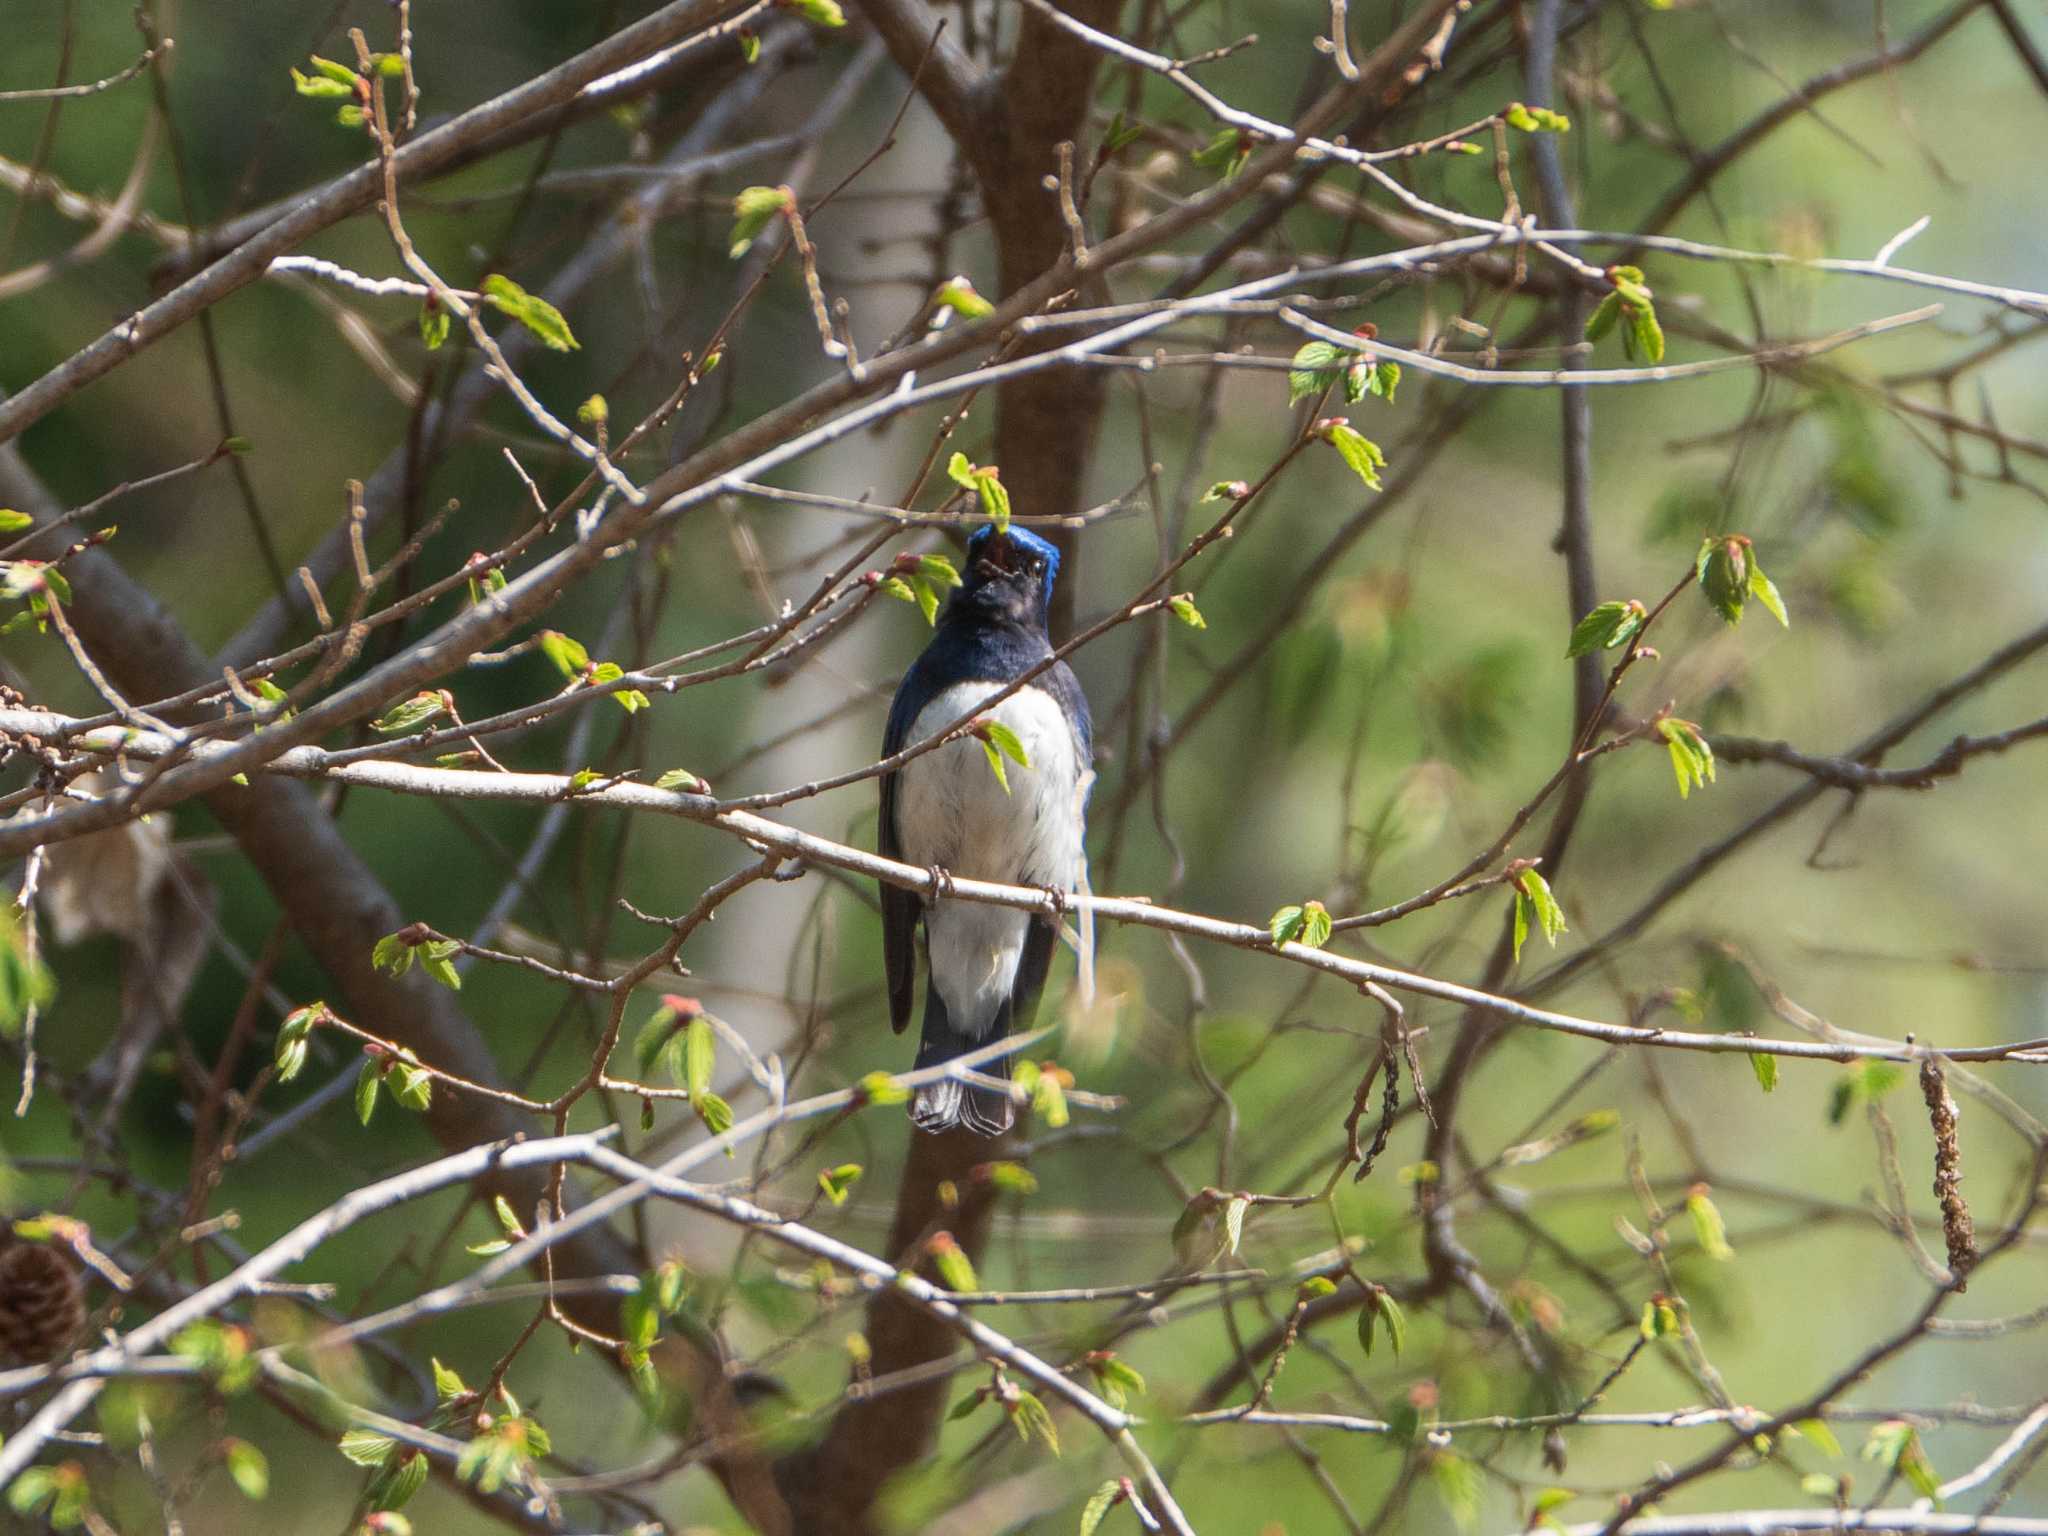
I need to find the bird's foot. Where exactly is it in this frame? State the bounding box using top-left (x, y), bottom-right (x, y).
top-left (1040, 882), bottom-right (1069, 918)
top-left (927, 863), bottom-right (956, 901)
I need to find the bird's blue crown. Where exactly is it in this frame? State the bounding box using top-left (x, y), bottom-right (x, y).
top-left (966, 523), bottom-right (1061, 609)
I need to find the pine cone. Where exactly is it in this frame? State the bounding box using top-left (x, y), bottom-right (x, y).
top-left (0, 1237), bottom-right (86, 1364)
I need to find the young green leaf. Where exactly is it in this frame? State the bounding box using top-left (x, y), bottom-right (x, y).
top-left (781, 0), bottom-right (847, 25)
top-left (1566, 598), bottom-right (1647, 658)
top-left (354, 1058), bottom-right (382, 1127)
top-left (1189, 126), bottom-right (1251, 179)
top-left (1747, 553), bottom-right (1790, 627)
top-left (0, 510), bottom-right (31, 533)
top-left (1079, 1480), bottom-right (1125, 1536)
top-left (928, 1232), bottom-right (978, 1293)
top-left (933, 276), bottom-right (994, 319)
top-left (1323, 420), bottom-right (1387, 491)
top-left (729, 184), bottom-right (791, 257)
top-left (859, 1070), bottom-right (910, 1106)
top-left (419, 303), bottom-right (449, 351)
top-left (1009, 1388), bottom-right (1061, 1456)
top-left (1749, 1052), bottom-right (1778, 1093)
top-left (1087, 1355), bottom-right (1146, 1411)
top-left (1504, 101), bottom-right (1570, 132)
top-left (1169, 595), bottom-right (1206, 630)
top-left (1657, 717), bottom-right (1716, 799)
top-left (685, 1015), bottom-right (715, 1102)
top-left (1686, 1185), bottom-right (1735, 1261)
top-left (1511, 869), bottom-right (1567, 962)
top-left (1222, 1195), bottom-right (1249, 1256)
top-left (1269, 904), bottom-right (1306, 945)
top-left (224, 1439), bottom-right (270, 1500)
top-left (538, 630), bottom-right (591, 677)
top-left (817, 1163), bottom-right (863, 1206)
top-left (1288, 340), bottom-right (1345, 405)
top-left (480, 274), bottom-right (578, 351)
top-left (370, 692), bottom-right (447, 735)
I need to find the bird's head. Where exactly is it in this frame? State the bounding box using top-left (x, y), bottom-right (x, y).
top-left (950, 524), bottom-right (1061, 629)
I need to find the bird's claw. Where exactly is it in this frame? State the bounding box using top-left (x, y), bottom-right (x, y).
top-left (927, 863), bottom-right (956, 900)
top-left (1041, 882), bottom-right (1069, 917)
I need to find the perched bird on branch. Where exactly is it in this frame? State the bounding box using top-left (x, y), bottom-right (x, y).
top-left (879, 524), bottom-right (1092, 1136)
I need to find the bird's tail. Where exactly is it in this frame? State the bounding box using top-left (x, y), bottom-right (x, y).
top-left (910, 988), bottom-right (1013, 1137)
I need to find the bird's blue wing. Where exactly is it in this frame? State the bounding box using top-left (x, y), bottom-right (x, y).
top-left (878, 661), bottom-right (930, 1034)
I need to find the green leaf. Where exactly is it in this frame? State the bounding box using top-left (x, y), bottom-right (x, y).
top-left (1748, 557), bottom-right (1790, 627)
top-left (876, 574), bottom-right (917, 605)
top-left (817, 1163), bottom-right (863, 1206)
top-left (1686, 1187), bottom-right (1735, 1261)
top-left (685, 1015), bottom-right (715, 1102)
top-left (1504, 101), bottom-right (1570, 132)
top-left (783, 0), bottom-right (847, 25)
top-left (1189, 126), bottom-right (1250, 179)
top-left (729, 184), bottom-right (790, 258)
top-left (919, 554), bottom-right (962, 589)
top-left (1431, 1451), bottom-right (1482, 1529)
top-left (370, 691), bottom-right (446, 734)
top-left (1031, 1069), bottom-right (1070, 1129)
top-left (695, 1090), bottom-right (734, 1141)
top-left (1797, 1418), bottom-right (1844, 1459)
top-left (1288, 340), bottom-right (1344, 405)
top-left (1585, 291), bottom-right (1623, 343)
top-left (1566, 599), bottom-right (1647, 658)
top-left (389, 1060), bottom-right (432, 1112)
top-left (419, 303), bottom-right (449, 351)
top-left (1749, 1052), bottom-right (1778, 1093)
top-left (1625, 300), bottom-right (1666, 364)
top-left (1366, 360), bottom-right (1401, 403)
top-left (984, 720), bottom-right (1029, 770)
top-left (1862, 1420), bottom-right (1941, 1503)
top-left (354, 1059), bottom-right (381, 1126)
top-left (1371, 1288), bottom-right (1406, 1355)
top-left (290, 65), bottom-right (356, 100)
top-left (577, 394), bottom-right (608, 427)
top-left (1169, 595), bottom-right (1206, 630)
top-left (1511, 869), bottom-right (1567, 962)
top-left (1324, 421), bottom-right (1386, 491)
top-left (1657, 717), bottom-right (1716, 799)
top-left (930, 1234), bottom-right (978, 1293)
top-left (1079, 1480), bottom-right (1124, 1536)
top-left (1088, 1356), bottom-right (1146, 1411)
top-left (979, 735), bottom-right (1010, 794)
top-left (418, 940), bottom-right (461, 991)
top-left (1269, 905), bottom-right (1306, 945)
top-left (224, 1439), bottom-right (269, 1500)
top-left (654, 768), bottom-right (708, 794)
top-left (1222, 1195), bottom-right (1249, 1256)
top-left (0, 509), bottom-right (33, 532)
top-left (1009, 1388), bottom-right (1060, 1456)
top-left (307, 54), bottom-right (359, 85)
top-left (538, 630), bottom-right (590, 677)
top-left (934, 277), bottom-right (994, 319)
top-left (912, 575), bottom-right (941, 626)
top-left (338, 1428), bottom-right (397, 1468)
top-left (1298, 900), bottom-right (1332, 948)
top-left (480, 274), bottom-right (578, 351)
top-left (859, 1070), bottom-right (910, 1106)
top-left (982, 1161), bottom-right (1038, 1195)
top-left (739, 28), bottom-right (761, 62)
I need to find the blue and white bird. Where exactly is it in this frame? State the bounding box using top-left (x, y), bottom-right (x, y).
top-left (879, 524), bottom-right (1092, 1136)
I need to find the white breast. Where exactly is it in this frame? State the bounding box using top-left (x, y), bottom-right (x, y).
top-left (892, 681), bottom-right (1086, 1033)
